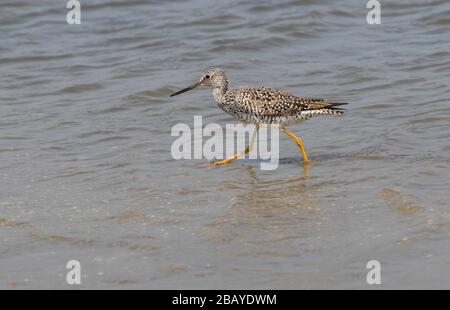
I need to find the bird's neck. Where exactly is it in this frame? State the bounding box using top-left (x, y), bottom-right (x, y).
top-left (213, 80), bottom-right (228, 103)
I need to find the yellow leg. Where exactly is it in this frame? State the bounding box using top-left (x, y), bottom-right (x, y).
top-left (282, 127), bottom-right (310, 163)
top-left (210, 127), bottom-right (258, 166)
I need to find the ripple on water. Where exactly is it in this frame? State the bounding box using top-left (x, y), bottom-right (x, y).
top-left (2, 0), bottom-right (450, 289)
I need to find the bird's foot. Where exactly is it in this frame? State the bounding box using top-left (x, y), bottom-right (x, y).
top-left (208, 159), bottom-right (232, 166)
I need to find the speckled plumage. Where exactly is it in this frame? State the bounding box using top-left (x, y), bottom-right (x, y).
top-left (170, 68), bottom-right (346, 127)
top-left (221, 85), bottom-right (346, 126)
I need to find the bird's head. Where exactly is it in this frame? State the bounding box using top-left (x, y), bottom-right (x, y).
top-left (170, 67), bottom-right (228, 97)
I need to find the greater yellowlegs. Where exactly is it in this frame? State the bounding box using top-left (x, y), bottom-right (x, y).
top-left (170, 67), bottom-right (347, 165)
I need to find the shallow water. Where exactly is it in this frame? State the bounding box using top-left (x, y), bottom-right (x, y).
top-left (1, 0), bottom-right (450, 289)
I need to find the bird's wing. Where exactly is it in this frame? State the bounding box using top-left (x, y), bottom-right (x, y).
top-left (233, 86), bottom-right (336, 117)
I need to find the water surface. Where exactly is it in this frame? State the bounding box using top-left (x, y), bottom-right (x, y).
top-left (1, 0), bottom-right (450, 289)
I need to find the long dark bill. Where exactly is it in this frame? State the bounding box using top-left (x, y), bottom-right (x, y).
top-left (169, 82), bottom-right (201, 97)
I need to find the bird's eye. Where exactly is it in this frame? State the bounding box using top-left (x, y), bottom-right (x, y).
top-left (204, 75), bottom-right (211, 79)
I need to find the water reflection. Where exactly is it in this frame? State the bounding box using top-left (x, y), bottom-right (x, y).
top-left (199, 165), bottom-right (323, 257)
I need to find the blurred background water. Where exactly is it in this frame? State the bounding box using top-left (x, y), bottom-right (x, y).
top-left (1, 0), bottom-right (450, 289)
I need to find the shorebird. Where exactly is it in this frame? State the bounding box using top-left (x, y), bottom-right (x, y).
top-left (170, 68), bottom-right (347, 166)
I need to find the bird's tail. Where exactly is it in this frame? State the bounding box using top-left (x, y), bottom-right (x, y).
top-left (330, 102), bottom-right (348, 107)
top-left (307, 102), bottom-right (348, 116)
top-left (327, 102), bottom-right (348, 115)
